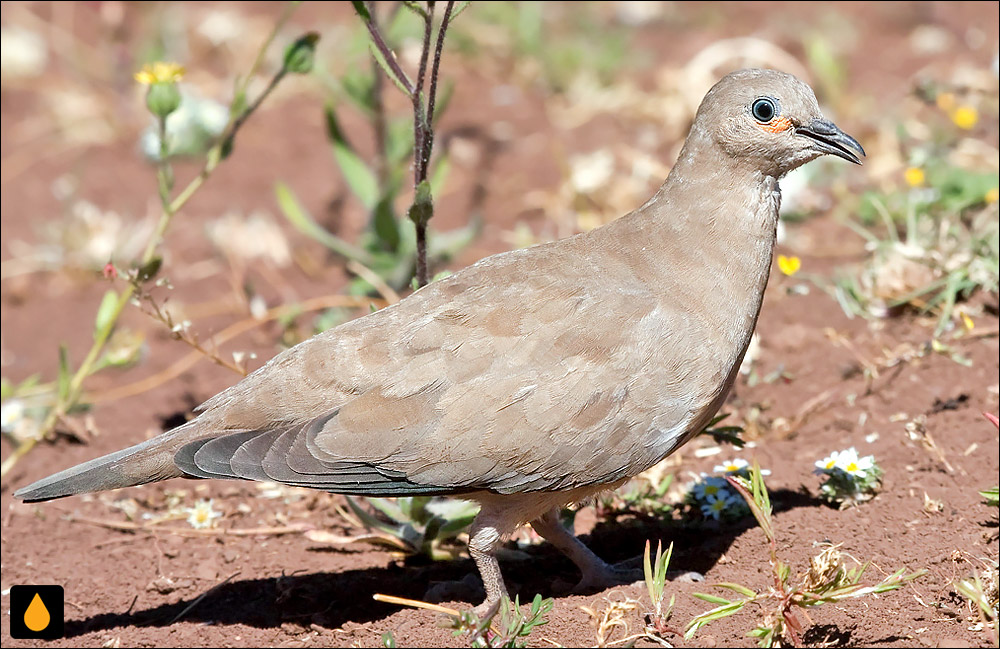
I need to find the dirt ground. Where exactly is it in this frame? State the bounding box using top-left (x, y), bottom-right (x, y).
top-left (2, 2), bottom-right (998, 647)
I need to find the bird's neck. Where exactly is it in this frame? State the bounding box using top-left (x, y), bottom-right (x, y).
top-left (621, 136), bottom-right (781, 312)
top-left (606, 136), bottom-right (780, 401)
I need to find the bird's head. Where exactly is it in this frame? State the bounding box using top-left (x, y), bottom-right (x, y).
top-left (692, 68), bottom-right (865, 177)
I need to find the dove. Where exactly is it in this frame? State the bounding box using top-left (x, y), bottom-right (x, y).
top-left (15, 68), bottom-right (864, 613)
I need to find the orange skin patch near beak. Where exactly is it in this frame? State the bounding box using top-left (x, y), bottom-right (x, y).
top-left (758, 116), bottom-right (793, 133)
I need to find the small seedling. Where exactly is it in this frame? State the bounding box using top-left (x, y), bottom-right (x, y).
top-left (686, 461), bottom-right (925, 647)
top-left (982, 414), bottom-right (999, 508)
top-left (954, 563), bottom-right (999, 646)
top-left (981, 487), bottom-right (1000, 508)
top-left (813, 447), bottom-right (883, 508)
top-left (449, 594), bottom-right (554, 648)
top-left (643, 540), bottom-right (675, 635)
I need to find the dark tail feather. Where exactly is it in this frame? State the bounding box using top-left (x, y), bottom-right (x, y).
top-left (14, 422), bottom-right (204, 503)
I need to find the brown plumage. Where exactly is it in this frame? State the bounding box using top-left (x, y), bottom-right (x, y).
top-left (15, 68), bottom-right (863, 611)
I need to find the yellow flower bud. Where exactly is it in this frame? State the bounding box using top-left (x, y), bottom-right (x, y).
top-left (134, 61), bottom-right (185, 85)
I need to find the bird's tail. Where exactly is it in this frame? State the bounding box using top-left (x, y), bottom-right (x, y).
top-left (13, 422), bottom-right (201, 502)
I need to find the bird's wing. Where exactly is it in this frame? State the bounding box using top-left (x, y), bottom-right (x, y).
top-left (184, 239), bottom-right (701, 495)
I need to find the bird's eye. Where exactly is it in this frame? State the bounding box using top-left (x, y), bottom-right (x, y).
top-left (751, 97), bottom-right (777, 123)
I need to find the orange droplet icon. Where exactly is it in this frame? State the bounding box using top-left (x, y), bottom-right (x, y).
top-left (24, 592), bottom-right (51, 632)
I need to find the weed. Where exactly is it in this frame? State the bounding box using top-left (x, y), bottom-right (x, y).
top-left (331, 495), bottom-right (479, 561)
top-left (643, 540), bottom-right (675, 635)
top-left (278, 1), bottom-right (477, 292)
top-left (955, 562), bottom-right (999, 646)
top-left (685, 462), bottom-right (925, 647)
top-left (0, 5), bottom-right (311, 478)
top-left (449, 594), bottom-right (554, 648)
top-left (813, 447), bottom-right (883, 508)
top-left (832, 134), bottom-right (998, 337)
top-left (684, 457), bottom-right (771, 522)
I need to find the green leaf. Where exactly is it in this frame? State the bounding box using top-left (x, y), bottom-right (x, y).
top-left (93, 290), bottom-right (119, 340)
top-left (429, 151), bottom-right (451, 197)
top-left (692, 592), bottom-right (732, 605)
top-left (57, 344), bottom-right (71, 402)
top-left (401, 1), bottom-right (428, 18)
top-left (230, 80), bottom-right (248, 118)
top-left (431, 80), bottom-right (455, 124)
top-left (352, 0), bottom-right (371, 21)
top-left (366, 497), bottom-right (407, 522)
top-left (713, 582), bottom-right (758, 598)
top-left (343, 496), bottom-right (404, 537)
top-left (372, 193), bottom-right (401, 251)
top-left (685, 600), bottom-right (746, 639)
top-left (274, 181), bottom-right (374, 264)
top-left (324, 104), bottom-right (379, 210)
top-left (427, 213), bottom-right (483, 262)
top-left (386, 117), bottom-right (414, 165)
top-left (282, 32), bottom-right (320, 74)
top-left (368, 40), bottom-right (412, 97)
top-left (450, 0), bottom-right (472, 20)
top-left (341, 68), bottom-right (376, 114)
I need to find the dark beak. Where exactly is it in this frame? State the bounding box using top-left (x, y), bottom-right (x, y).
top-left (796, 119), bottom-right (865, 165)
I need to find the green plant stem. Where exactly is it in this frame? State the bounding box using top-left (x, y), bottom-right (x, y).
top-left (356, 1), bottom-right (456, 287)
top-left (1, 15), bottom-right (302, 480)
top-left (410, 0), bottom-right (453, 287)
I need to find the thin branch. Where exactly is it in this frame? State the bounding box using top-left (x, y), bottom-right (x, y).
top-left (357, 7), bottom-right (414, 95)
top-left (412, 1), bottom-right (435, 183)
top-left (425, 0), bottom-right (454, 160)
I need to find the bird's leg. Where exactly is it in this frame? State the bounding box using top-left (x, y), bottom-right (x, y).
top-left (468, 515), bottom-right (511, 617)
top-left (529, 507), bottom-right (640, 591)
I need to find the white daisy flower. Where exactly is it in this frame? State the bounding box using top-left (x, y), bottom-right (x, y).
top-left (0, 399), bottom-right (25, 433)
top-left (692, 475), bottom-right (730, 500)
top-left (713, 458), bottom-right (771, 476)
top-left (834, 447), bottom-right (874, 478)
top-left (701, 492), bottom-right (737, 520)
top-left (714, 458), bottom-right (749, 474)
top-left (815, 450), bottom-right (842, 474)
top-left (186, 499), bottom-right (222, 529)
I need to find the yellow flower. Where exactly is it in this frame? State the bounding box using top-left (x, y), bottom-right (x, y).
top-left (950, 105), bottom-right (978, 130)
top-left (961, 312), bottom-right (974, 331)
top-left (903, 167), bottom-right (925, 187)
top-left (777, 254), bottom-right (801, 276)
top-left (986, 187), bottom-right (999, 204)
top-left (134, 61), bottom-right (185, 85)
